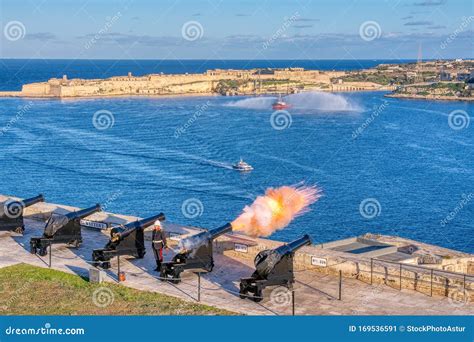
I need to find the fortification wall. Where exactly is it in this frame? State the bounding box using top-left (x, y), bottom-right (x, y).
top-left (21, 83), bottom-right (50, 96)
top-left (13, 69), bottom-right (349, 98)
top-left (2, 194), bottom-right (471, 303)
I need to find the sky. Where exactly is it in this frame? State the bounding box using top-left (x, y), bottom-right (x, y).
top-left (0, 0), bottom-right (472, 60)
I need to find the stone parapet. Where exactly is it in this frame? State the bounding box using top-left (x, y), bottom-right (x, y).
top-left (1, 194), bottom-right (472, 303)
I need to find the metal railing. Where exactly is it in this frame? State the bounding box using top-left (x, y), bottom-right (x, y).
top-left (363, 257), bottom-right (473, 300)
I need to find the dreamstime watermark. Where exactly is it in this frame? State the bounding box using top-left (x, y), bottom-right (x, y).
top-left (84, 12), bottom-right (122, 49)
top-left (3, 20), bottom-right (26, 41)
top-left (2, 199), bottom-right (25, 219)
top-left (92, 287), bottom-right (115, 308)
top-left (0, 279), bottom-right (33, 310)
top-left (174, 101), bottom-right (211, 138)
top-left (351, 286), bottom-right (384, 314)
top-left (181, 198), bottom-right (204, 219)
top-left (448, 110), bottom-right (470, 131)
top-left (0, 101), bottom-right (34, 137)
top-left (352, 101), bottom-right (389, 139)
top-left (92, 109), bottom-right (115, 130)
top-left (269, 286), bottom-right (292, 307)
top-left (359, 198), bottom-right (381, 219)
top-left (181, 21), bottom-right (204, 41)
top-left (359, 21), bottom-right (382, 42)
top-left (448, 287), bottom-right (469, 308)
top-left (440, 16), bottom-right (474, 50)
top-left (5, 323), bottom-right (85, 336)
top-left (101, 190), bottom-right (124, 212)
top-left (440, 192), bottom-right (473, 227)
top-left (270, 110), bottom-right (292, 130)
top-left (262, 12), bottom-right (300, 49)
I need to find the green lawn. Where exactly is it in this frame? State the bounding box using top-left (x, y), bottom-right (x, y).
top-left (0, 264), bottom-right (236, 315)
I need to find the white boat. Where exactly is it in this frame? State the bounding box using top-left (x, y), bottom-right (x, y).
top-left (232, 158), bottom-right (253, 171)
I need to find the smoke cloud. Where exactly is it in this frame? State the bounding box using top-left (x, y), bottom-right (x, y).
top-left (231, 184), bottom-right (321, 237)
top-left (178, 231), bottom-right (210, 254)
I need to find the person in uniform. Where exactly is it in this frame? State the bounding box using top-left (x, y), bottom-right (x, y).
top-left (152, 220), bottom-right (168, 271)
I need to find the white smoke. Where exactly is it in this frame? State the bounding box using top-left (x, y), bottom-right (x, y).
top-left (226, 97), bottom-right (275, 109)
top-left (226, 91), bottom-right (362, 112)
top-left (177, 231), bottom-right (210, 255)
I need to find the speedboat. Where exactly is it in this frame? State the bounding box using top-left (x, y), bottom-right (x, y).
top-left (232, 158), bottom-right (253, 171)
top-left (272, 94), bottom-right (290, 110)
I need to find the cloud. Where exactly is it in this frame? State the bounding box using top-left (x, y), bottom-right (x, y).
top-left (71, 28), bottom-right (473, 55)
top-left (294, 18), bottom-right (319, 22)
top-left (404, 20), bottom-right (433, 26)
top-left (413, 0), bottom-right (446, 6)
top-left (76, 32), bottom-right (183, 47)
top-left (293, 25), bottom-right (314, 29)
top-left (401, 16), bottom-right (413, 20)
top-left (192, 13), bottom-right (202, 17)
top-left (24, 32), bottom-right (57, 41)
top-left (427, 25), bottom-right (446, 29)
top-left (235, 13), bottom-right (250, 17)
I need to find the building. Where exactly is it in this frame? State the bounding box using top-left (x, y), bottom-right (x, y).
top-left (456, 70), bottom-right (471, 81)
top-left (439, 71), bottom-right (451, 81)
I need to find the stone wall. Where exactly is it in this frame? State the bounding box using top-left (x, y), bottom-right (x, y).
top-left (22, 83), bottom-right (50, 96)
top-left (13, 68), bottom-right (348, 98)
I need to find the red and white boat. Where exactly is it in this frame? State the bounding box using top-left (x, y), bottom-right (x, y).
top-left (272, 94), bottom-right (291, 110)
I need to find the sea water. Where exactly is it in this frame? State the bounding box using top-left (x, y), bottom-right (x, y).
top-left (0, 60), bottom-right (472, 252)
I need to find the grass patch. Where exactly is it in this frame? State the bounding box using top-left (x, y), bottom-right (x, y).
top-left (0, 264), bottom-right (236, 315)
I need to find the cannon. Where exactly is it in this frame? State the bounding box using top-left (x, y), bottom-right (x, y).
top-left (0, 194), bottom-right (44, 234)
top-left (239, 234), bottom-right (312, 302)
top-left (92, 213), bottom-right (165, 269)
top-left (30, 204), bottom-right (101, 256)
top-left (160, 223), bottom-right (232, 283)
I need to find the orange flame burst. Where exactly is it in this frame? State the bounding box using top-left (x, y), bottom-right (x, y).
top-left (231, 184), bottom-right (321, 237)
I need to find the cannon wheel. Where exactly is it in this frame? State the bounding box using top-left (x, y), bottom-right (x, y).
top-left (252, 289), bottom-right (263, 303)
top-left (239, 284), bottom-right (248, 299)
top-left (38, 247), bottom-right (48, 257)
top-left (30, 246), bottom-right (37, 255)
top-left (102, 261), bottom-right (111, 270)
top-left (70, 240), bottom-right (81, 248)
top-left (159, 270), bottom-right (168, 282)
top-left (205, 262), bottom-right (214, 272)
top-left (14, 226), bottom-right (25, 234)
top-left (171, 268), bottom-right (181, 284)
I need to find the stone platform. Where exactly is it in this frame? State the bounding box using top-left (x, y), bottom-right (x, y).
top-left (0, 217), bottom-right (472, 315)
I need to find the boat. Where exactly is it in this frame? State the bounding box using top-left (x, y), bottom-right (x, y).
top-left (272, 94), bottom-right (290, 110)
top-left (232, 158), bottom-right (253, 171)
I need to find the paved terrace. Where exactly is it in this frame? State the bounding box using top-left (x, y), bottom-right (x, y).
top-left (0, 218), bottom-right (472, 316)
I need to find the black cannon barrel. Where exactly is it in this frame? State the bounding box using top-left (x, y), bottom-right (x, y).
top-left (191, 222), bottom-right (232, 241)
top-left (65, 204), bottom-right (101, 220)
top-left (208, 222), bottom-right (232, 239)
top-left (254, 234), bottom-right (312, 277)
top-left (113, 213), bottom-right (165, 241)
top-left (274, 234), bottom-right (312, 256)
top-left (22, 194), bottom-right (45, 207)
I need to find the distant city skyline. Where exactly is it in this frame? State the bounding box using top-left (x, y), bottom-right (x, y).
top-left (0, 0), bottom-right (472, 60)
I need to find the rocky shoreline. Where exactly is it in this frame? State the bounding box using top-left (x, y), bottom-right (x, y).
top-left (385, 93), bottom-right (474, 102)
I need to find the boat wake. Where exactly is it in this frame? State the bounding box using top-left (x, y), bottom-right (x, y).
top-left (36, 123), bottom-right (236, 171)
top-left (225, 91), bottom-right (362, 112)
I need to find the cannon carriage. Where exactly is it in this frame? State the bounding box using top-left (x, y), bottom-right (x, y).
top-left (0, 194), bottom-right (44, 234)
top-left (92, 213), bottom-right (165, 269)
top-left (160, 223), bottom-right (232, 284)
top-left (239, 234), bottom-right (312, 302)
top-left (30, 204), bottom-right (101, 256)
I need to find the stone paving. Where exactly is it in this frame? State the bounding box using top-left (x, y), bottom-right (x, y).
top-left (0, 219), bottom-right (472, 315)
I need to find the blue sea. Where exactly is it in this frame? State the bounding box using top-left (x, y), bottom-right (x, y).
top-left (0, 59), bottom-right (472, 253)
